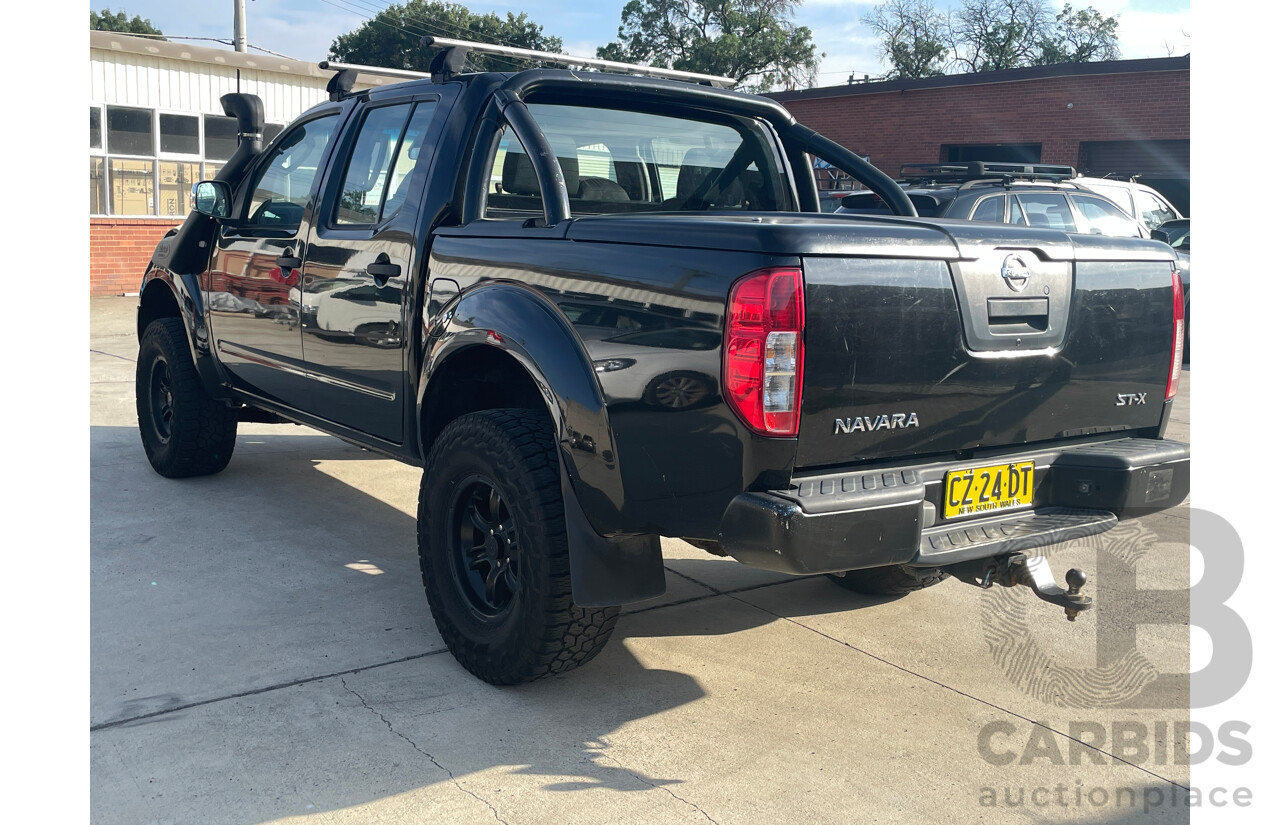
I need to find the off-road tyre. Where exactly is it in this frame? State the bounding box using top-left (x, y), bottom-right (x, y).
top-left (826, 564), bottom-right (949, 597)
top-left (136, 318), bottom-right (237, 478)
top-left (418, 409), bottom-right (620, 685)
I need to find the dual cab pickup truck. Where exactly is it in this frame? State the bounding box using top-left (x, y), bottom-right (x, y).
top-left (136, 50), bottom-right (1189, 684)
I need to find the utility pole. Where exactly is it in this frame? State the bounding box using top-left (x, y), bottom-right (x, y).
top-left (233, 0), bottom-right (247, 53)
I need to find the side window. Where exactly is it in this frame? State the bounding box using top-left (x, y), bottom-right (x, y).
top-left (1073, 195), bottom-right (1142, 237)
top-left (969, 195), bottom-right (1005, 223)
top-left (381, 102), bottom-right (438, 220)
top-left (246, 114), bottom-right (340, 227)
top-left (333, 104), bottom-right (411, 225)
top-left (1009, 197), bottom-right (1028, 226)
top-left (1015, 193), bottom-right (1077, 232)
top-left (1135, 189), bottom-right (1177, 232)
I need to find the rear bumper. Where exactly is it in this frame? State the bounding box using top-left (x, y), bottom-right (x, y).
top-left (716, 437), bottom-right (1189, 575)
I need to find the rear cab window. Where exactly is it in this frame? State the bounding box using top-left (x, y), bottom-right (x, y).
top-left (483, 103), bottom-right (795, 219)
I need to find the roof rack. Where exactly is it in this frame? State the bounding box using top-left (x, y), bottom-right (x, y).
top-left (419, 35), bottom-right (737, 88)
top-left (900, 161), bottom-right (1077, 185)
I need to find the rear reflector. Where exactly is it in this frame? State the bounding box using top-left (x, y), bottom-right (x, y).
top-left (724, 268), bottom-right (805, 436)
top-left (1166, 267), bottom-right (1184, 401)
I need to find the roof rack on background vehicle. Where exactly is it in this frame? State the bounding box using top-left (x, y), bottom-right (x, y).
top-left (899, 161), bottom-right (1077, 185)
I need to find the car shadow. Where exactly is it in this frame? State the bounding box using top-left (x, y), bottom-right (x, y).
top-left (91, 424), bottom-right (905, 821)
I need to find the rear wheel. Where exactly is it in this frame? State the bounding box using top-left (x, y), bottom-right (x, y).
top-left (418, 409), bottom-right (619, 685)
top-left (136, 318), bottom-right (237, 478)
top-left (827, 564), bottom-right (948, 597)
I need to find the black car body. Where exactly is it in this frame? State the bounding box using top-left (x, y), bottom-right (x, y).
top-left (135, 69), bottom-right (1189, 683)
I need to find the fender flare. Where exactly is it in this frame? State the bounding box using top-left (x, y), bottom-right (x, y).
top-left (418, 282), bottom-right (665, 606)
top-left (138, 267), bottom-right (233, 402)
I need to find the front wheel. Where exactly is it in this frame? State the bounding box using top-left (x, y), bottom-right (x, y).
top-left (136, 318), bottom-right (237, 478)
top-left (417, 409), bottom-right (619, 685)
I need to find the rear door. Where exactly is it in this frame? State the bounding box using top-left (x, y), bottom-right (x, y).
top-left (300, 96), bottom-right (442, 443)
top-left (208, 109), bottom-right (344, 409)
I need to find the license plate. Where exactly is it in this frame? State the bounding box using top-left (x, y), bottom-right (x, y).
top-left (943, 461), bottom-right (1035, 519)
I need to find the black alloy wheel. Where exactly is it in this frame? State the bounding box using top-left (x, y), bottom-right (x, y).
top-left (449, 476), bottom-right (520, 618)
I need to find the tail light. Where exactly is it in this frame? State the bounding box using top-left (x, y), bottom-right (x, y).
top-left (1166, 266), bottom-right (1184, 401)
top-left (724, 267), bottom-right (805, 436)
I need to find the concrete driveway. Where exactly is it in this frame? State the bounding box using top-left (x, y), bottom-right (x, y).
top-left (91, 296), bottom-right (1193, 824)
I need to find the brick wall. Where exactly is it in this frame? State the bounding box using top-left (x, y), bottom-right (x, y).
top-left (90, 218), bottom-right (183, 296)
top-left (777, 69), bottom-right (1190, 181)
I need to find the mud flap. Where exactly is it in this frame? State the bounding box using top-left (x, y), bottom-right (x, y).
top-left (560, 463), bottom-right (666, 607)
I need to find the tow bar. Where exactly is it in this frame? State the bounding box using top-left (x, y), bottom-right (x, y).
top-left (944, 553), bottom-right (1093, 621)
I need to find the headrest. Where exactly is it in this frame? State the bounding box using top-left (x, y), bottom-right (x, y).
top-left (501, 152), bottom-right (579, 196)
top-left (577, 177), bottom-right (630, 202)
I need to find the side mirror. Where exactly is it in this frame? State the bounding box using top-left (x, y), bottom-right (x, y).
top-left (1151, 228), bottom-right (1171, 245)
top-left (192, 180), bottom-right (231, 219)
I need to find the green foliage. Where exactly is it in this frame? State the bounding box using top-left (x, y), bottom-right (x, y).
top-left (90, 8), bottom-right (164, 38)
top-left (1034, 3), bottom-right (1120, 65)
top-left (597, 0), bottom-right (821, 92)
top-left (863, 0), bottom-right (948, 80)
top-left (863, 0), bottom-right (1120, 76)
top-left (329, 1), bottom-right (563, 73)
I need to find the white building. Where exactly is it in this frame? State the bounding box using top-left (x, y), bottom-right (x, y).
top-left (89, 30), bottom-right (386, 294)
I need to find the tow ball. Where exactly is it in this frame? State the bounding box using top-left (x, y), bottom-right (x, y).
top-left (945, 552), bottom-right (1093, 621)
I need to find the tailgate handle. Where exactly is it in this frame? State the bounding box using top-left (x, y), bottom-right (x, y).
top-left (988, 297), bottom-right (1049, 333)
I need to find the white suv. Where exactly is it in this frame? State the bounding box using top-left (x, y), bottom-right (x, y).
top-left (1073, 177), bottom-right (1183, 233)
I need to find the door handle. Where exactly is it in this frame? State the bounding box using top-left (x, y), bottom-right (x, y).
top-left (275, 248), bottom-right (302, 270)
top-left (366, 253), bottom-right (401, 286)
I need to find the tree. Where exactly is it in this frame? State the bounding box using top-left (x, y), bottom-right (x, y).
top-left (862, 0), bottom-right (948, 80)
top-left (329, 1), bottom-right (562, 73)
top-left (1035, 3), bottom-right (1120, 65)
top-left (90, 8), bottom-right (164, 38)
top-left (947, 0), bottom-right (1053, 72)
top-left (596, 0), bottom-right (821, 92)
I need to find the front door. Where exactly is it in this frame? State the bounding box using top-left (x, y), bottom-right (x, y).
top-left (207, 110), bottom-right (343, 410)
top-left (300, 98), bottom-right (440, 444)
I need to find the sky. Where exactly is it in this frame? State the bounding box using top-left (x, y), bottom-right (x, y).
top-left (98, 0), bottom-right (1193, 87)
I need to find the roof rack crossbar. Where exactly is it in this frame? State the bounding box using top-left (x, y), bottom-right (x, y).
top-left (318, 61), bottom-right (431, 82)
top-left (420, 35), bottom-right (737, 89)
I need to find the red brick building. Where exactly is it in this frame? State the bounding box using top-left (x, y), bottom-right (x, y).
top-left (770, 56), bottom-right (1190, 216)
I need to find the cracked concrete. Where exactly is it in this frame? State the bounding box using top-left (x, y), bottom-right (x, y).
top-left (91, 296), bottom-right (1194, 823)
top-left (339, 676), bottom-right (513, 825)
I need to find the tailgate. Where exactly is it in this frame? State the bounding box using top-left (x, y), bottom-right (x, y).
top-left (796, 230), bottom-right (1178, 469)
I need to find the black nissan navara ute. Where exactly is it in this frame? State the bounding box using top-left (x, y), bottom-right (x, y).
top-left (134, 41), bottom-right (1190, 684)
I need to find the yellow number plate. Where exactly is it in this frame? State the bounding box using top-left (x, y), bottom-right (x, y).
top-left (943, 461), bottom-right (1035, 519)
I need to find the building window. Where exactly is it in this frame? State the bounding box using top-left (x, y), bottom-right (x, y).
top-left (90, 157), bottom-right (106, 213)
top-left (109, 158), bottom-right (156, 215)
top-left (107, 106), bottom-right (154, 156)
top-left (204, 115), bottom-right (239, 162)
top-left (91, 103), bottom-right (292, 217)
top-left (160, 114), bottom-right (199, 156)
top-left (159, 161), bottom-right (199, 217)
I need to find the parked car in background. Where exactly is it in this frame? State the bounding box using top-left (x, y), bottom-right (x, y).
top-left (1072, 175), bottom-right (1184, 234)
top-left (836, 162), bottom-right (1147, 239)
